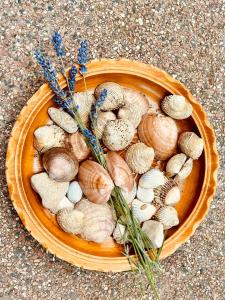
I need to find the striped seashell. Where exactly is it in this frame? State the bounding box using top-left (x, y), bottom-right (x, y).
top-left (155, 206), bottom-right (179, 229)
top-left (178, 132), bottom-right (204, 160)
top-left (154, 180), bottom-right (181, 206)
top-left (161, 95), bottom-right (193, 120)
top-left (131, 199), bottom-right (156, 223)
top-left (66, 131), bottom-right (91, 162)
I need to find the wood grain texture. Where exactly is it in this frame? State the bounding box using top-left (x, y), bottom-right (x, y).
top-left (5, 59), bottom-right (219, 272)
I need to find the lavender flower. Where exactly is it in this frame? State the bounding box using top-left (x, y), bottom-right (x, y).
top-left (83, 129), bottom-right (101, 151)
top-left (51, 31), bottom-right (65, 57)
top-left (90, 89), bottom-right (108, 129)
top-left (55, 97), bottom-right (73, 110)
top-left (77, 40), bottom-right (88, 74)
top-left (69, 65), bottom-right (77, 91)
top-left (95, 89), bottom-right (107, 108)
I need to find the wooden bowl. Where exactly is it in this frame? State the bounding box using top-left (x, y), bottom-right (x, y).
top-left (6, 59), bottom-right (219, 272)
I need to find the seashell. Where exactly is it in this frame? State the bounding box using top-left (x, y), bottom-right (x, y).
top-left (73, 91), bottom-right (96, 124)
top-left (75, 198), bottom-right (115, 243)
top-left (66, 132), bottom-right (91, 162)
top-left (94, 82), bottom-right (125, 111)
top-left (138, 114), bottom-right (178, 160)
top-left (139, 169), bottom-right (166, 189)
top-left (125, 143), bottom-right (154, 174)
top-left (57, 208), bottom-right (84, 234)
top-left (106, 151), bottom-right (134, 192)
top-left (67, 181), bottom-right (83, 204)
top-left (154, 180), bottom-right (181, 206)
top-left (142, 220), bottom-right (164, 248)
top-left (166, 153), bottom-right (187, 177)
top-left (33, 149), bottom-right (44, 173)
top-left (175, 158), bottom-right (193, 180)
top-left (31, 172), bottom-right (69, 213)
top-left (136, 186), bottom-right (154, 203)
top-left (161, 95), bottom-right (193, 120)
top-left (54, 196), bottom-right (74, 213)
top-left (121, 182), bottom-right (137, 205)
top-left (145, 96), bottom-right (160, 115)
top-left (113, 223), bottom-right (128, 244)
top-left (155, 206), bottom-right (179, 229)
top-left (102, 119), bottom-right (135, 151)
top-left (118, 106), bottom-right (142, 128)
top-left (48, 107), bottom-right (78, 133)
top-left (131, 199), bottom-right (156, 223)
top-left (178, 132), bottom-right (204, 160)
top-left (33, 125), bottom-right (66, 153)
top-left (42, 147), bottom-right (79, 182)
top-left (78, 160), bottom-right (114, 204)
top-left (94, 111), bottom-right (116, 139)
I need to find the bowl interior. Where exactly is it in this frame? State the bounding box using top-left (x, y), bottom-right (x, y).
top-left (21, 72), bottom-right (205, 258)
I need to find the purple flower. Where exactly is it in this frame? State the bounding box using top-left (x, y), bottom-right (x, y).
top-left (51, 31), bottom-right (65, 57)
top-left (69, 65), bottom-right (77, 91)
top-left (77, 40), bottom-right (88, 74)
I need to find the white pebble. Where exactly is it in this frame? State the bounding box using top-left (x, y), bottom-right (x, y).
top-left (67, 181), bottom-right (83, 203)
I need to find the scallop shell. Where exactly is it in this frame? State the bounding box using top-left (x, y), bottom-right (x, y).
top-left (33, 125), bottom-right (66, 153)
top-left (75, 198), bottom-right (115, 243)
top-left (136, 186), bottom-right (154, 203)
top-left (154, 180), bottom-right (181, 206)
top-left (94, 82), bottom-right (125, 111)
top-left (78, 160), bottom-right (114, 204)
top-left (94, 111), bottom-right (116, 139)
top-left (102, 119), bottom-right (135, 151)
top-left (139, 169), bottom-right (166, 189)
top-left (178, 132), bottom-right (204, 159)
top-left (125, 143), bottom-right (154, 174)
top-left (106, 151), bottom-right (134, 192)
top-left (73, 91), bottom-right (95, 124)
top-left (66, 132), bottom-right (91, 161)
top-left (42, 147), bottom-right (79, 182)
top-left (121, 182), bottom-right (137, 205)
top-left (138, 114), bottom-right (178, 160)
top-left (131, 199), bottom-right (156, 223)
top-left (48, 107), bottom-right (78, 133)
top-left (161, 95), bottom-right (193, 120)
top-left (155, 206), bottom-right (179, 229)
top-left (57, 208), bottom-right (84, 234)
top-left (166, 153), bottom-right (187, 177)
top-left (175, 158), bottom-right (193, 180)
top-left (67, 181), bottom-right (83, 204)
top-left (113, 223), bottom-right (128, 244)
top-left (142, 220), bottom-right (164, 248)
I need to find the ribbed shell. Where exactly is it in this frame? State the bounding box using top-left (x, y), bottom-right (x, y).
top-left (136, 185), bottom-right (154, 203)
top-left (142, 220), bottom-right (164, 248)
top-left (138, 114), bottom-right (178, 160)
top-left (73, 91), bottom-right (95, 124)
top-left (161, 95), bottom-right (193, 120)
top-left (166, 153), bottom-right (187, 177)
top-left (78, 160), bottom-right (114, 204)
top-left (125, 143), bottom-right (154, 174)
top-left (57, 208), bottom-right (84, 235)
top-left (155, 206), bottom-right (179, 229)
top-left (94, 111), bottom-right (116, 139)
top-left (131, 199), bottom-right (156, 223)
top-left (175, 158), bottom-right (193, 180)
top-left (118, 105), bottom-right (142, 128)
top-left (121, 182), bottom-right (137, 205)
top-left (178, 132), bottom-right (204, 159)
top-left (48, 107), bottom-right (78, 133)
top-left (154, 180), bottom-right (181, 206)
top-left (113, 223), bottom-right (128, 244)
top-left (139, 169), bottom-right (166, 189)
top-left (66, 132), bottom-right (91, 161)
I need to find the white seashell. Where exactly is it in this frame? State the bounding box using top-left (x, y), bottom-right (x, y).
top-left (57, 208), bottom-right (84, 234)
top-left (33, 125), bottom-right (66, 153)
top-left (131, 199), bottom-right (156, 223)
top-left (123, 88), bottom-right (149, 115)
top-left (102, 119), bottom-right (135, 151)
top-left (54, 196), bottom-right (74, 213)
top-left (178, 132), bottom-right (204, 159)
top-left (125, 143), bottom-right (154, 174)
top-left (67, 181), bottom-right (83, 204)
top-left (175, 158), bottom-right (193, 180)
top-left (137, 186), bottom-right (154, 203)
top-left (156, 206), bottom-right (179, 229)
top-left (113, 223), bottom-right (128, 244)
top-left (145, 95), bottom-right (160, 115)
top-left (161, 95), bottom-right (193, 120)
top-left (139, 169), bottom-right (166, 189)
top-left (94, 111), bottom-right (116, 139)
top-left (75, 199), bottom-right (115, 243)
top-left (118, 106), bottom-right (142, 128)
top-left (33, 149), bottom-right (44, 173)
top-left (94, 82), bottom-right (125, 111)
top-left (154, 180), bottom-right (181, 206)
top-left (166, 153), bottom-right (187, 177)
top-left (142, 220), bottom-right (164, 248)
top-left (73, 91), bottom-right (95, 124)
top-left (48, 107), bottom-right (78, 133)
top-left (121, 182), bottom-right (137, 205)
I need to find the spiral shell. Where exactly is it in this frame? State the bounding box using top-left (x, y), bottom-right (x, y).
top-left (94, 111), bottom-right (116, 139)
top-left (154, 180), bottom-right (181, 206)
top-left (131, 199), bottom-right (156, 223)
top-left (113, 223), bottom-right (128, 244)
top-left (121, 182), bottom-right (137, 205)
top-left (136, 185), bottom-right (154, 203)
top-left (78, 160), bottom-right (114, 204)
top-left (138, 114), bottom-right (178, 160)
top-left (155, 206), bottom-right (179, 229)
top-left (178, 132), bottom-right (204, 159)
top-left (142, 220), bottom-right (164, 248)
top-left (57, 208), bottom-right (84, 234)
top-left (73, 91), bottom-right (95, 124)
top-left (102, 119), bottom-right (135, 151)
top-left (139, 169), bottom-right (166, 189)
top-left (66, 132), bottom-right (91, 162)
top-left (125, 143), bottom-right (154, 174)
top-left (161, 95), bottom-right (193, 120)
top-left (48, 107), bottom-right (78, 133)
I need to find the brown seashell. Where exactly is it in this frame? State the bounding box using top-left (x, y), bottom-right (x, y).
top-left (138, 114), bottom-right (178, 160)
top-left (178, 131), bottom-right (204, 160)
top-left (66, 132), bottom-right (91, 162)
top-left (154, 180), bottom-right (181, 206)
top-left (42, 147), bottom-right (79, 182)
top-left (94, 111), bottom-right (116, 139)
top-left (106, 151), bottom-right (134, 192)
top-left (78, 160), bottom-right (114, 204)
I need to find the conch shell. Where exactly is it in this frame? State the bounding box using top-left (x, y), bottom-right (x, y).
top-left (125, 143), bottom-right (154, 174)
top-left (155, 206), bottom-right (179, 229)
top-left (78, 160), bottom-right (114, 204)
top-left (138, 114), bottom-right (178, 160)
top-left (57, 208), bottom-right (84, 235)
top-left (166, 153), bottom-right (193, 180)
top-left (106, 151), bottom-right (134, 192)
top-left (178, 132), bottom-right (204, 159)
top-left (131, 199), bottom-right (156, 223)
top-left (94, 111), bottom-right (116, 139)
top-left (161, 95), bottom-right (192, 120)
top-left (154, 180), bottom-right (181, 206)
top-left (66, 132), bottom-right (91, 161)
top-left (142, 220), bottom-right (164, 248)
top-left (73, 91), bottom-right (95, 124)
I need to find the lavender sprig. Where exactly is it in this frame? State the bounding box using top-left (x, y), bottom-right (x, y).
top-left (51, 31), bottom-right (65, 57)
top-left (90, 89), bottom-right (108, 129)
top-left (69, 65), bottom-right (77, 92)
top-left (77, 40), bottom-right (88, 74)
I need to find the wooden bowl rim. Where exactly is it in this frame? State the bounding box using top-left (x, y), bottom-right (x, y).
top-left (5, 59), bottom-right (219, 272)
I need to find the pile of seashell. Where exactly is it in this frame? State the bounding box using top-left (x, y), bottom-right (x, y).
top-left (31, 82), bottom-right (204, 248)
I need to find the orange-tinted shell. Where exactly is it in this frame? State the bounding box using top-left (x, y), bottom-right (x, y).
top-left (66, 132), bottom-right (91, 162)
top-left (138, 114), bottom-right (178, 160)
top-left (78, 160), bottom-right (114, 204)
top-left (106, 151), bottom-right (134, 192)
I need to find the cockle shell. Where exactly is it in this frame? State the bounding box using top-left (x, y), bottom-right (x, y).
top-left (42, 147), bottom-right (79, 182)
top-left (178, 132), bottom-right (204, 159)
top-left (106, 151), bottom-right (134, 192)
top-left (94, 111), bottom-right (116, 139)
top-left (102, 119), bottom-right (135, 151)
top-left (118, 106), bottom-right (142, 128)
top-left (139, 169), bottom-right (166, 189)
top-left (131, 199), bottom-right (156, 223)
top-left (154, 180), bottom-right (181, 206)
top-left (136, 186), bottom-right (154, 203)
top-left (33, 125), bottom-right (66, 153)
top-left (138, 114), bottom-right (178, 160)
top-left (75, 198), bottom-right (115, 243)
top-left (94, 82), bottom-right (125, 111)
top-left (125, 143), bottom-right (154, 174)
top-left (67, 181), bottom-right (83, 204)
top-left (155, 206), bottom-right (179, 229)
top-left (113, 223), bottom-right (128, 244)
top-left (33, 149), bottom-right (44, 173)
top-left (124, 88), bottom-right (149, 115)
top-left (66, 132), bottom-right (91, 161)
top-left (73, 91), bottom-right (96, 124)
top-left (121, 182), bottom-right (137, 205)
top-left (57, 208), bottom-right (84, 234)
top-left (142, 220), bottom-right (164, 248)
top-left (166, 153), bottom-right (187, 177)
top-left (78, 160), bottom-right (114, 204)
top-left (161, 95), bottom-right (193, 120)
top-left (175, 158), bottom-right (193, 180)
top-left (48, 107), bottom-right (78, 133)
